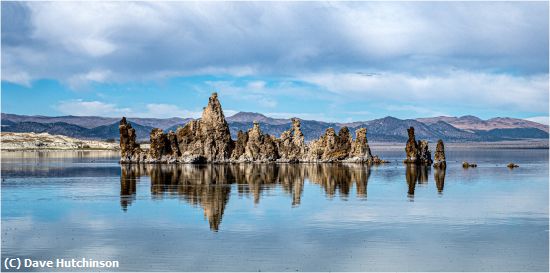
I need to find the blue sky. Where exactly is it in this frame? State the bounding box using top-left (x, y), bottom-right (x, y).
top-left (1, 2), bottom-right (549, 123)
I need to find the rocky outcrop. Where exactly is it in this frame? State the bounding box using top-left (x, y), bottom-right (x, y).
top-left (306, 127), bottom-right (352, 162)
top-left (175, 93), bottom-right (234, 163)
top-left (417, 140), bottom-right (433, 165)
top-left (119, 92), bottom-right (387, 164)
top-left (404, 127), bottom-right (433, 165)
top-left (277, 118), bottom-right (306, 162)
top-left (147, 128), bottom-right (180, 163)
top-left (404, 127), bottom-right (419, 163)
top-left (232, 121), bottom-right (279, 162)
top-left (230, 130), bottom-right (248, 160)
top-left (507, 163), bottom-right (519, 168)
top-left (348, 128), bottom-right (373, 162)
top-left (119, 117), bottom-right (144, 163)
top-left (462, 161), bottom-right (477, 168)
top-left (148, 128), bottom-right (170, 161)
top-left (346, 128), bottom-right (387, 164)
top-left (167, 131), bottom-right (180, 157)
top-left (432, 139), bottom-right (446, 168)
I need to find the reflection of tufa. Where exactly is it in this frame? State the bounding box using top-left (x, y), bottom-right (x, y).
top-left (120, 164), bottom-right (371, 231)
top-left (119, 92), bottom-right (386, 164)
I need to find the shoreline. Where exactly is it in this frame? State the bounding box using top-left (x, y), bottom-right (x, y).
top-left (2, 140), bottom-right (547, 152)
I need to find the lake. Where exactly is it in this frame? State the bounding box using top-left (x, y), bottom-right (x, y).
top-left (1, 148), bottom-right (548, 271)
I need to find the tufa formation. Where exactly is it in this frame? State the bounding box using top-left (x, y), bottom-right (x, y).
top-left (403, 126), bottom-right (436, 165)
top-left (462, 161), bottom-right (477, 168)
top-left (432, 139), bottom-right (446, 168)
top-left (119, 92), bottom-right (385, 164)
top-left (507, 163), bottom-right (519, 168)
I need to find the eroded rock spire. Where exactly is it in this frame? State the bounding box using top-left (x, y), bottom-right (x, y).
top-left (433, 139), bottom-right (446, 168)
top-left (119, 92), bottom-right (387, 164)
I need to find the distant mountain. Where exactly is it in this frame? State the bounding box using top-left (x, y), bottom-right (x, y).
top-left (2, 120), bottom-right (154, 142)
top-left (1, 112), bottom-right (548, 142)
top-left (417, 115), bottom-right (549, 133)
top-left (226, 112), bottom-right (290, 125)
top-left (0, 113), bottom-right (189, 130)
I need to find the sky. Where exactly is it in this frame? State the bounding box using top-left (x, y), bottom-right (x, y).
top-left (1, 1), bottom-right (549, 123)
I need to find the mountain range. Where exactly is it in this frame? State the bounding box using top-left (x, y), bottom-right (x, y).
top-left (1, 112), bottom-right (548, 143)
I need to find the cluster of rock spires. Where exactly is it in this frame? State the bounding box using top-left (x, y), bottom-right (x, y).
top-left (120, 93), bottom-right (385, 164)
top-left (403, 126), bottom-right (447, 168)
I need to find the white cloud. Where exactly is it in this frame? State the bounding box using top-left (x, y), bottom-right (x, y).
top-left (56, 99), bottom-right (131, 116)
top-left (300, 71), bottom-right (549, 113)
top-left (2, 2), bottom-right (547, 86)
top-left (139, 104), bottom-right (202, 119)
top-left (56, 100), bottom-right (202, 118)
top-left (385, 105), bottom-right (448, 117)
top-left (247, 81), bottom-right (266, 90)
top-left (265, 112), bottom-right (341, 122)
top-left (67, 69), bottom-right (112, 89)
top-left (526, 116), bottom-right (550, 125)
top-left (1, 71), bottom-right (31, 87)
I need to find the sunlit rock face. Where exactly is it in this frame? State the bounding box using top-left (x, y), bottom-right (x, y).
top-left (235, 121), bottom-right (279, 162)
top-left (433, 139), bottom-right (447, 168)
top-left (230, 130), bottom-right (248, 160)
top-left (306, 127), bottom-right (353, 162)
top-left (347, 128), bottom-right (373, 163)
top-left (277, 118), bottom-right (306, 162)
top-left (119, 117), bottom-right (144, 163)
top-left (176, 93), bottom-right (234, 163)
top-left (148, 128), bottom-right (170, 161)
top-left (119, 92), bottom-right (389, 164)
top-left (404, 127), bottom-right (419, 163)
top-left (145, 129), bottom-right (181, 163)
top-left (417, 140), bottom-right (433, 165)
top-left (404, 127), bottom-right (433, 165)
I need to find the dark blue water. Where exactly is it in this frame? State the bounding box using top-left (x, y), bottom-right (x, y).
top-left (2, 149), bottom-right (548, 271)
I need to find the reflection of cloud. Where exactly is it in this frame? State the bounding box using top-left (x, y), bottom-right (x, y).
top-left (2, 160), bottom-right (548, 271)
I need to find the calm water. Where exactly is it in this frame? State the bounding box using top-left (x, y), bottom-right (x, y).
top-left (1, 149), bottom-right (548, 271)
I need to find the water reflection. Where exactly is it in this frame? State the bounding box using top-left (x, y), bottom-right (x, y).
top-left (120, 164), bottom-right (371, 230)
top-left (405, 164), bottom-right (418, 198)
top-left (120, 163), bottom-right (446, 230)
top-left (434, 168), bottom-right (446, 194)
top-left (405, 164), bottom-right (436, 199)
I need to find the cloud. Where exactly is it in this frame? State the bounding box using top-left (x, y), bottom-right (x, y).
top-left (384, 105), bottom-right (448, 118)
top-left (56, 100), bottom-right (131, 116)
top-left (56, 100), bottom-right (202, 118)
top-left (264, 112), bottom-right (341, 122)
top-left (139, 104), bottom-right (202, 119)
top-left (1, 2), bottom-right (548, 87)
top-left (67, 69), bottom-right (112, 89)
top-left (526, 116), bottom-right (550, 126)
top-left (299, 71), bottom-right (549, 113)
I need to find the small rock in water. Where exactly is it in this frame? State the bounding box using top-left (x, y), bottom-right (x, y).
top-left (507, 163), bottom-right (519, 168)
top-left (462, 161), bottom-right (477, 168)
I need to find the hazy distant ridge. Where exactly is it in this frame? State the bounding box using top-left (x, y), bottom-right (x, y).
top-left (1, 112), bottom-right (547, 142)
